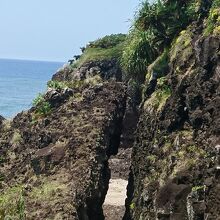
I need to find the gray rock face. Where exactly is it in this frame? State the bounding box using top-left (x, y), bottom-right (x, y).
top-left (52, 58), bottom-right (122, 82)
top-left (45, 87), bottom-right (74, 108)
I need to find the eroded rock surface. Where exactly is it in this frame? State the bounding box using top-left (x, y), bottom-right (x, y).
top-left (53, 59), bottom-right (122, 82)
top-left (0, 5), bottom-right (219, 220)
top-left (124, 25), bottom-right (220, 220)
top-left (0, 80), bottom-right (126, 219)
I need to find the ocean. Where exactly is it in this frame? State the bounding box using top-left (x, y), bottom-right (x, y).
top-left (0, 59), bottom-right (64, 118)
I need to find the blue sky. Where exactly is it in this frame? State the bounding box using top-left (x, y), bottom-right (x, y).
top-left (0, 0), bottom-right (140, 62)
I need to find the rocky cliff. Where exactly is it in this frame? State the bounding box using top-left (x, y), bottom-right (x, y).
top-left (124, 18), bottom-right (220, 220)
top-left (0, 1), bottom-right (220, 220)
top-left (0, 74), bottom-right (127, 219)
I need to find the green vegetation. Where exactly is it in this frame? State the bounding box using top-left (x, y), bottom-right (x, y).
top-left (187, 145), bottom-right (207, 157)
top-left (2, 120), bottom-right (11, 132)
top-left (170, 29), bottom-right (193, 64)
top-left (204, 0), bottom-right (220, 35)
top-left (192, 185), bottom-right (205, 192)
top-left (146, 155), bottom-right (157, 163)
top-left (67, 0), bottom-right (213, 82)
top-left (74, 45), bottom-right (124, 67)
top-left (121, 0), bottom-right (202, 80)
top-left (47, 80), bottom-right (67, 90)
top-left (32, 93), bottom-right (51, 117)
top-left (144, 76), bottom-right (171, 112)
top-left (0, 186), bottom-right (25, 220)
top-left (121, 30), bottom-right (157, 81)
top-left (177, 144), bottom-right (207, 163)
top-left (88, 34), bottom-right (126, 48)
top-left (72, 34), bottom-right (126, 68)
top-left (53, 75), bottom-right (102, 91)
top-left (134, 0), bottom-right (199, 42)
top-left (130, 202), bottom-right (135, 210)
top-left (48, 79), bottom-right (86, 91)
top-left (29, 181), bottom-right (66, 201)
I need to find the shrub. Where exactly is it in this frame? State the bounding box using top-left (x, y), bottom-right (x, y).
top-left (192, 185), bottom-right (205, 192)
top-left (121, 29), bottom-right (157, 81)
top-left (47, 80), bottom-right (67, 90)
top-left (87, 34), bottom-right (126, 49)
top-left (32, 93), bottom-right (45, 106)
top-left (73, 43), bottom-right (124, 68)
top-left (72, 34), bottom-right (126, 68)
top-left (121, 0), bottom-right (204, 81)
top-left (32, 93), bottom-right (51, 117)
top-left (130, 202), bottom-right (135, 210)
top-left (135, 0), bottom-right (200, 46)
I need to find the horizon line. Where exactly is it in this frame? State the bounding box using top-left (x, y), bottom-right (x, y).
top-left (0, 57), bottom-right (65, 63)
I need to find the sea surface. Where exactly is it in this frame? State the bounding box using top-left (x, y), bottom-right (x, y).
top-left (0, 59), bottom-right (64, 118)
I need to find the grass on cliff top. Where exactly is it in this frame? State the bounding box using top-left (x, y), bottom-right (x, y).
top-left (71, 34), bottom-right (126, 68)
top-left (72, 43), bottom-right (125, 68)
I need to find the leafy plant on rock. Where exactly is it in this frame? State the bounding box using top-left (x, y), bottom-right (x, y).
top-left (32, 93), bottom-right (51, 117)
top-left (47, 80), bottom-right (67, 90)
top-left (121, 29), bottom-right (157, 81)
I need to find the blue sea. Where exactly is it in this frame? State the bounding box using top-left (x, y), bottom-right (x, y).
top-left (0, 59), bottom-right (64, 118)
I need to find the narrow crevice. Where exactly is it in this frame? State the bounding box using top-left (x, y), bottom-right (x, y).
top-left (78, 83), bottom-right (140, 220)
top-left (103, 99), bottom-right (140, 220)
top-left (87, 161), bottom-right (111, 220)
top-left (77, 93), bottom-right (127, 220)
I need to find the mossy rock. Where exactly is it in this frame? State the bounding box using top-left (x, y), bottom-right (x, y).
top-left (144, 78), bottom-right (171, 113)
top-left (29, 180), bottom-right (67, 201)
top-left (146, 49), bottom-right (169, 82)
top-left (170, 28), bottom-right (193, 72)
